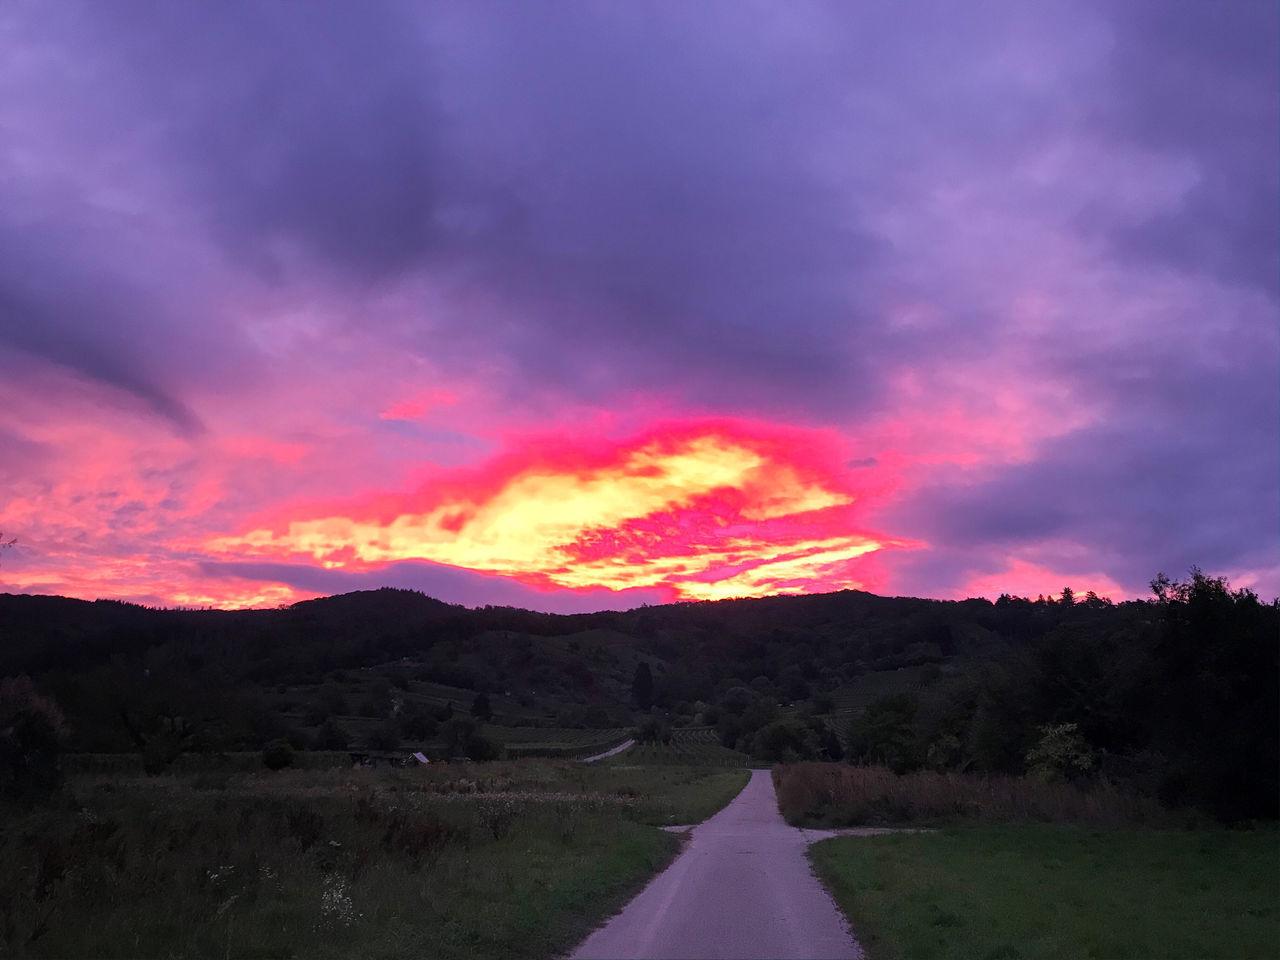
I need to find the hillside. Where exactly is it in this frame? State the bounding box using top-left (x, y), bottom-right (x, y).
top-left (2, 573), bottom-right (1276, 819)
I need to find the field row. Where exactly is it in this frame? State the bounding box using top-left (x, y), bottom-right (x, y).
top-left (612, 739), bottom-right (749, 767)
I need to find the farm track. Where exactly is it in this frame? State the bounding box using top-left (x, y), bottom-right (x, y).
top-left (571, 769), bottom-right (863, 959)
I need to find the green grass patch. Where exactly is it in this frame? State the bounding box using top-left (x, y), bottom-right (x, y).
top-left (1, 761), bottom-right (747, 958)
top-left (809, 826), bottom-right (1280, 960)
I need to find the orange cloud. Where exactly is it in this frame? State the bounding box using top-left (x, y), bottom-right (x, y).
top-left (961, 558), bottom-right (1124, 601)
top-left (379, 389), bottom-right (458, 421)
top-left (205, 420), bottom-right (908, 600)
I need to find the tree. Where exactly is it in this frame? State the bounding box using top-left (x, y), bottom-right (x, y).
top-left (366, 719), bottom-right (401, 751)
top-left (122, 707), bottom-right (197, 775)
top-left (399, 703), bottom-right (437, 740)
top-left (750, 718), bottom-right (818, 762)
top-left (315, 718), bottom-right (349, 751)
top-left (1025, 722), bottom-right (1094, 780)
top-left (1142, 569), bottom-right (1279, 820)
top-left (438, 716), bottom-right (499, 760)
top-left (631, 662), bottom-right (654, 710)
top-left (634, 715), bottom-right (672, 744)
top-left (471, 692), bottom-right (493, 721)
top-left (846, 693), bottom-right (921, 773)
top-left (0, 675), bottom-right (67, 805)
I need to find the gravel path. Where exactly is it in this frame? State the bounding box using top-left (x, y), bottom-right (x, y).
top-left (581, 739), bottom-right (636, 763)
top-left (570, 768), bottom-right (863, 959)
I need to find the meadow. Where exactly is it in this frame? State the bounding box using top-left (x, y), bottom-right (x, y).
top-left (809, 826), bottom-right (1280, 960)
top-left (0, 761), bottom-right (749, 959)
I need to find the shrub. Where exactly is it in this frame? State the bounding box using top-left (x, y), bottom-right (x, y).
top-left (262, 739), bottom-right (295, 770)
top-left (1026, 723), bottom-right (1095, 781)
top-left (366, 720), bottom-right (401, 751)
top-left (750, 718), bottom-right (817, 762)
top-left (314, 718), bottom-right (349, 751)
top-left (438, 716), bottom-right (499, 760)
top-left (772, 762), bottom-right (1162, 828)
top-left (0, 675), bottom-right (68, 805)
top-left (633, 716), bottom-right (672, 744)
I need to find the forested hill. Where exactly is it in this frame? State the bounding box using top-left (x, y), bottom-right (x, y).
top-left (2, 573), bottom-right (1276, 820)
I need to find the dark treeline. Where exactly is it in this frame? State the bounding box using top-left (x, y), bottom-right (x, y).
top-left (1, 570), bottom-right (1275, 820)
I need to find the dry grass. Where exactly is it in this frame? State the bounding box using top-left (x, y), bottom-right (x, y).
top-left (773, 763), bottom-right (1165, 827)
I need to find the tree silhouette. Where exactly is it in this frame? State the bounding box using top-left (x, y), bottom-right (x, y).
top-left (631, 662), bottom-right (654, 710)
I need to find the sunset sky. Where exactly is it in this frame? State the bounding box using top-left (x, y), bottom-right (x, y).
top-left (1, 2), bottom-right (1276, 611)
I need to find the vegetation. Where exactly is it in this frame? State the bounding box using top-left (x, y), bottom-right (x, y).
top-left (773, 763), bottom-right (1163, 828)
top-left (809, 826), bottom-right (1280, 960)
top-left (0, 675), bottom-right (68, 805)
top-left (0, 760), bottom-right (747, 958)
top-left (613, 727), bottom-right (749, 768)
top-left (0, 568), bottom-right (1274, 821)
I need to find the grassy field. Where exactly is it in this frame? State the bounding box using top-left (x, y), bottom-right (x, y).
top-left (809, 826), bottom-right (1280, 960)
top-left (1, 761), bottom-right (748, 959)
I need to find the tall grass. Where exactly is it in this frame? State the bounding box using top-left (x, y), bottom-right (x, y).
top-left (773, 763), bottom-right (1165, 827)
top-left (1, 761), bottom-right (747, 958)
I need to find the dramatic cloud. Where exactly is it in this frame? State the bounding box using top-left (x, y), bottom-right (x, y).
top-left (202, 421), bottom-right (903, 602)
top-left (1, 1), bottom-right (1275, 609)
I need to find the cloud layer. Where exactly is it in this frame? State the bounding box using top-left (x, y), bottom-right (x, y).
top-left (1, 1), bottom-right (1275, 609)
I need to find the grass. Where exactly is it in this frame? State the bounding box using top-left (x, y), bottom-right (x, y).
top-left (1, 761), bottom-right (749, 958)
top-left (809, 826), bottom-right (1280, 960)
top-left (774, 763), bottom-right (1164, 827)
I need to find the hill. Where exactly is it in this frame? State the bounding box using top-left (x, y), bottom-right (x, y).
top-left (1, 572), bottom-right (1276, 819)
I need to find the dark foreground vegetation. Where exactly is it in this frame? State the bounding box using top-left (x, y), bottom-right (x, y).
top-left (0, 567), bottom-right (1274, 957)
top-left (810, 826), bottom-right (1280, 960)
top-left (2, 568), bottom-right (1274, 821)
top-left (1, 761), bottom-right (748, 958)
top-left (773, 763), bottom-right (1164, 828)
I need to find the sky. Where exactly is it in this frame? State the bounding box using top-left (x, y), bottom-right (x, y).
top-left (1, 1), bottom-right (1276, 612)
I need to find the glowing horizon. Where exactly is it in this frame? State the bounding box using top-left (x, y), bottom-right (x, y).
top-left (0, 4), bottom-right (1274, 611)
top-left (200, 421), bottom-right (905, 604)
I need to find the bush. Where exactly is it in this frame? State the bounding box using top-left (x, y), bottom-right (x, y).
top-left (366, 719), bottom-right (401, 751)
top-left (772, 763), bottom-right (1162, 827)
top-left (633, 716), bottom-right (673, 744)
top-left (749, 718), bottom-right (817, 762)
top-left (399, 704), bottom-right (437, 740)
top-left (0, 675), bottom-right (68, 805)
top-left (1026, 723), bottom-right (1095, 781)
top-left (262, 739), bottom-right (294, 770)
top-left (314, 718), bottom-right (348, 751)
top-left (438, 716), bottom-right (500, 760)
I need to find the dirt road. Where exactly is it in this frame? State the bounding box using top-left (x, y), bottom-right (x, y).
top-left (570, 768), bottom-right (863, 959)
top-left (581, 739), bottom-right (636, 763)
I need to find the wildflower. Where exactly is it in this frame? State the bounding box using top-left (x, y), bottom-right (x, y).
top-left (320, 874), bottom-right (357, 926)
